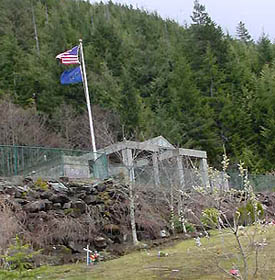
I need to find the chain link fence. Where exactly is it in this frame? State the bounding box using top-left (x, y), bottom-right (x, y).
top-left (228, 172), bottom-right (275, 192)
top-left (0, 145), bottom-right (108, 180)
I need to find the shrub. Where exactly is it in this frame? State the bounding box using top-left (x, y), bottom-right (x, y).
top-left (33, 178), bottom-right (48, 191)
top-left (201, 208), bottom-right (220, 229)
top-left (0, 235), bottom-right (41, 279)
top-left (237, 200), bottom-right (264, 226)
top-left (0, 200), bottom-right (19, 254)
top-left (174, 217), bottom-right (195, 233)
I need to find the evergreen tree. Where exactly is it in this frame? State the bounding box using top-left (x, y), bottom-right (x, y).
top-left (257, 33), bottom-right (273, 69)
top-left (236, 21), bottom-right (253, 43)
top-left (1, 0), bottom-right (275, 172)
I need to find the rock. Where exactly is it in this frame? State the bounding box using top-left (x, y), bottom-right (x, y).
top-left (24, 200), bottom-right (46, 213)
top-left (92, 189), bottom-right (98, 195)
top-left (103, 224), bottom-right (120, 235)
top-left (96, 204), bottom-right (105, 213)
top-left (4, 186), bottom-right (16, 195)
top-left (67, 181), bottom-right (85, 188)
top-left (50, 182), bottom-right (68, 193)
top-left (80, 185), bottom-right (96, 194)
top-left (71, 200), bottom-right (86, 213)
top-left (50, 193), bottom-right (70, 204)
top-left (14, 190), bottom-right (24, 199)
top-left (40, 191), bottom-right (52, 200)
top-left (75, 191), bottom-right (86, 200)
top-left (94, 236), bottom-right (107, 249)
top-left (27, 189), bottom-right (40, 199)
top-left (104, 178), bottom-right (114, 185)
top-left (96, 183), bottom-right (107, 193)
top-left (53, 203), bottom-right (62, 210)
top-left (43, 199), bottom-right (53, 211)
top-left (44, 245), bottom-right (73, 265)
top-left (63, 202), bottom-right (72, 209)
top-left (67, 241), bottom-right (87, 253)
top-left (59, 177), bottom-right (69, 184)
top-left (23, 176), bottom-right (33, 185)
top-left (160, 229), bottom-right (170, 238)
top-left (84, 195), bottom-right (97, 205)
top-left (14, 198), bottom-right (29, 206)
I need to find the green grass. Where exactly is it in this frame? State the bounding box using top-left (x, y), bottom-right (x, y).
top-left (10, 226), bottom-right (275, 280)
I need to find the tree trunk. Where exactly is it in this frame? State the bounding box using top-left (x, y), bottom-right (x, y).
top-left (129, 182), bottom-right (138, 245)
top-left (31, 1), bottom-right (40, 56)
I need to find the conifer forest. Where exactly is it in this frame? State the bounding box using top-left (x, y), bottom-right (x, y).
top-left (1, 0), bottom-right (275, 173)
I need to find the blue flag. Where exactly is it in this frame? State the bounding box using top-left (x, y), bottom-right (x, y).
top-left (60, 66), bottom-right (83, 85)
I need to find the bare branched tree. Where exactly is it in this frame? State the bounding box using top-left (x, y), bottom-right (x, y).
top-left (0, 99), bottom-right (65, 147)
top-left (0, 200), bottom-right (20, 254)
top-left (51, 103), bottom-right (120, 150)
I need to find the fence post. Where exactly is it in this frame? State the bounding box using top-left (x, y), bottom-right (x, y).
top-left (199, 158), bottom-right (210, 190)
top-left (13, 145), bottom-right (18, 176)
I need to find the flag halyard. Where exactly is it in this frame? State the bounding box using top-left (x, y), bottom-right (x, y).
top-left (56, 46), bottom-right (80, 65)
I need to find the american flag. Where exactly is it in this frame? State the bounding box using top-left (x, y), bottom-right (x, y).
top-left (56, 46), bottom-right (80, 65)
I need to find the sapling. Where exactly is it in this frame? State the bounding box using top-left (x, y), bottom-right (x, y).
top-left (187, 157), bottom-right (267, 280)
top-left (0, 235), bottom-right (42, 280)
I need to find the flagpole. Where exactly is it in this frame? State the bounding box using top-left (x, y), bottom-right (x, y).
top-left (79, 39), bottom-right (97, 156)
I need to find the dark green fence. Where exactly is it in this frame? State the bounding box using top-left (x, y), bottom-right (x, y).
top-left (0, 145), bottom-right (108, 180)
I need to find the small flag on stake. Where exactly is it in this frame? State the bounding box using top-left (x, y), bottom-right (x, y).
top-left (56, 46), bottom-right (80, 65)
top-left (60, 66), bottom-right (83, 84)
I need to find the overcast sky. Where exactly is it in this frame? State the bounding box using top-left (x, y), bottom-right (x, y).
top-left (90, 0), bottom-right (275, 41)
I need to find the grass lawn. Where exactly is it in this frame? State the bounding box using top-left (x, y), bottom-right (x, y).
top-left (10, 226), bottom-right (275, 280)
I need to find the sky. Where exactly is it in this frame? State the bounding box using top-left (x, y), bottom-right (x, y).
top-left (90, 0), bottom-right (275, 41)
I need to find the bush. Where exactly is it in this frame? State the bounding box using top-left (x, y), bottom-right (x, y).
top-left (201, 208), bottom-right (220, 229)
top-left (0, 200), bottom-right (20, 254)
top-left (33, 178), bottom-right (48, 191)
top-left (174, 217), bottom-right (195, 233)
top-left (237, 200), bottom-right (264, 226)
top-left (0, 235), bottom-right (41, 279)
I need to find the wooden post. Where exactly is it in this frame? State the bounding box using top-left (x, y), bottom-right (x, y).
top-left (177, 155), bottom-right (185, 189)
top-left (122, 148), bottom-right (135, 182)
top-left (152, 153), bottom-right (160, 186)
top-left (199, 158), bottom-right (210, 189)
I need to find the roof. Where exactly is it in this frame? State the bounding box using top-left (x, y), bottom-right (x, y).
top-left (141, 136), bottom-right (175, 149)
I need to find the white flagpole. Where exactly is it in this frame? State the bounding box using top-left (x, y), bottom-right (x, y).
top-left (79, 39), bottom-right (97, 155)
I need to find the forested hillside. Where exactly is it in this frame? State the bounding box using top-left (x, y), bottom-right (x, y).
top-left (1, 0), bottom-right (275, 172)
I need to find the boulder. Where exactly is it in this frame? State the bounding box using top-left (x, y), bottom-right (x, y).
top-left (63, 202), bottom-right (72, 209)
top-left (71, 200), bottom-right (86, 213)
top-left (50, 182), bottom-right (68, 193)
top-left (53, 203), bottom-right (62, 210)
top-left (59, 177), bottom-right (69, 184)
top-left (40, 191), bottom-right (52, 200)
top-left (75, 191), bottom-right (86, 200)
top-left (3, 186), bottom-right (16, 196)
top-left (160, 229), bottom-right (170, 238)
top-left (103, 224), bottom-right (121, 235)
top-left (84, 195), bottom-right (97, 205)
top-left (44, 199), bottom-right (53, 211)
top-left (24, 200), bottom-right (46, 213)
top-left (23, 176), bottom-right (33, 185)
top-left (50, 193), bottom-right (70, 204)
top-left (94, 236), bottom-right (107, 249)
top-left (67, 241), bottom-right (88, 253)
top-left (14, 198), bottom-right (29, 206)
top-left (81, 185), bottom-right (97, 194)
top-left (96, 183), bottom-right (107, 193)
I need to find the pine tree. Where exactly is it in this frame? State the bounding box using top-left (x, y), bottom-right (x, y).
top-left (236, 21), bottom-right (253, 43)
top-left (257, 33), bottom-right (273, 69)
